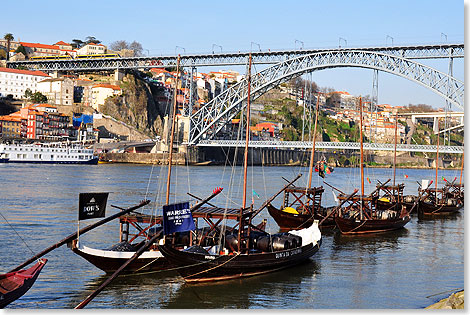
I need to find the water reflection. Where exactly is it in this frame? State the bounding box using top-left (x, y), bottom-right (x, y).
top-left (162, 260), bottom-right (321, 309)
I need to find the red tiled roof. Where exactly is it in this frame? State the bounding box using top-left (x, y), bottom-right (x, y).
top-left (20, 42), bottom-right (60, 50)
top-left (92, 83), bottom-right (121, 90)
top-left (54, 41), bottom-right (70, 46)
top-left (0, 67), bottom-right (50, 77)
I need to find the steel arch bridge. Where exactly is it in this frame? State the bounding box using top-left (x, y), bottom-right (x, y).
top-left (6, 43), bottom-right (464, 71)
top-left (189, 50), bottom-right (464, 145)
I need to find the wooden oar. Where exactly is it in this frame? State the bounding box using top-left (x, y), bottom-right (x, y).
top-left (319, 189), bottom-right (358, 226)
top-left (75, 188), bottom-right (224, 309)
top-left (9, 200), bottom-right (150, 273)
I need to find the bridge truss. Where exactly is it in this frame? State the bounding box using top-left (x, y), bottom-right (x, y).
top-left (6, 43), bottom-right (464, 71)
top-left (188, 50), bottom-right (464, 145)
top-left (197, 140), bottom-right (464, 154)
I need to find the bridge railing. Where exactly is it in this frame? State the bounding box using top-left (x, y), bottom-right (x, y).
top-left (196, 140), bottom-right (464, 154)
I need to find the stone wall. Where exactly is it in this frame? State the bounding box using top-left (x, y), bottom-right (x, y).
top-left (100, 152), bottom-right (186, 164)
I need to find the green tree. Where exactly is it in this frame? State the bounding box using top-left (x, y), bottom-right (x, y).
top-left (71, 39), bottom-right (84, 49)
top-left (15, 44), bottom-right (27, 57)
top-left (24, 89), bottom-right (47, 103)
top-left (3, 33), bottom-right (14, 61)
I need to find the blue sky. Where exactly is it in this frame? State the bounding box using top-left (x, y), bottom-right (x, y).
top-left (2, 0), bottom-right (465, 109)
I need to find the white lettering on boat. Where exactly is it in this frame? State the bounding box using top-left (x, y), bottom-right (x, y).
top-left (275, 248), bottom-right (302, 259)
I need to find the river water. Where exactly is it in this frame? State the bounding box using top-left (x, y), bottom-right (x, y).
top-left (0, 163), bottom-right (464, 309)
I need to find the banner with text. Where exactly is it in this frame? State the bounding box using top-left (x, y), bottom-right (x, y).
top-left (78, 193), bottom-right (109, 220)
top-left (162, 202), bottom-right (195, 235)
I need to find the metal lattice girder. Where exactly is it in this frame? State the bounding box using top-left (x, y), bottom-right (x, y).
top-left (197, 140), bottom-right (464, 154)
top-left (6, 43), bottom-right (464, 71)
top-left (189, 50), bottom-right (464, 145)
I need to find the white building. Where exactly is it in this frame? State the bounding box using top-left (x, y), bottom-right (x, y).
top-left (91, 84), bottom-right (122, 111)
top-left (77, 43), bottom-right (107, 56)
top-left (36, 77), bottom-right (74, 106)
top-left (0, 67), bottom-right (50, 99)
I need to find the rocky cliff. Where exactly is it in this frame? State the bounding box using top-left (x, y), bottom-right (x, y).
top-left (100, 72), bottom-right (167, 138)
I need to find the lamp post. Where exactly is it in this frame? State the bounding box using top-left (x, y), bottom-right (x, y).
top-left (251, 41), bottom-right (261, 52)
top-left (386, 35), bottom-right (394, 47)
top-left (339, 37), bottom-right (347, 48)
top-left (175, 46), bottom-right (186, 55)
top-left (212, 44), bottom-right (222, 54)
top-left (295, 39), bottom-right (304, 50)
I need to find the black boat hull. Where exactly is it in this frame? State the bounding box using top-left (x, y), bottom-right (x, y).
top-left (158, 240), bottom-right (321, 283)
top-left (418, 201), bottom-right (463, 215)
top-left (267, 204), bottom-right (335, 230)
top-left (71, 246), bottom-right (171, 273)
top-left (334, 216), bottom-right (411, 234)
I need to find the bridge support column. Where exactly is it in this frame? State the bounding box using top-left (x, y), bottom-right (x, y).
top-left (433, 117), bottom-right (439, 133)
top-left (114, 69), bottom-right (125, 81)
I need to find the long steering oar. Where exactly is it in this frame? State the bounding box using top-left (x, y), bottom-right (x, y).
top-left (9, 200), bottom-right (150, 273)
top-left (75, 229), bottom-right (163, 309)
top-left (75, 187), bottom-right (224, 309)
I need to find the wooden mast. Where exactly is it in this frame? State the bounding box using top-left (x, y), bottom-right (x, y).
top-left (242, 53), bottom-right (252, 209)
top-left (459, 152), bottom-right (464, 186)
top-left (435, 120), bottom-right (439, 198)
top-left (359, 97), bottom-right (364, 220)
top-left (166, 55), bottom-right (181, 204)
top-left (393, 111), bottom-right (398, 187)
top-left (307, 93), bottom-right (321, 190)
top-left (359, 97), bottom-right (364, 196)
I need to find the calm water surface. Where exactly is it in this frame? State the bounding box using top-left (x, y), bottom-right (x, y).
top-left (0, 163), bottom-right (464, 309)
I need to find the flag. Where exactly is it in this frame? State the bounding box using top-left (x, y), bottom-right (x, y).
top-left (442, 176), bottom-right (447, 182)
top-left (404, 174), bottom-right (408, 179)
top-left (367, 177), bottom-right (371, 184)
top-left (162, 202), bottom-right (195, 235)
top-left (78, 192), bottom-right (108, 220)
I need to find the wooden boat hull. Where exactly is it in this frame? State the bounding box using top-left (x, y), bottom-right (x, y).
top-left (418, 201), bottom-right (464, 215)
top-left (0, 259), bottom-right (47, 308)
top-left (158, 240), bottom-right (321, 283)
top-left (71, 246), bottom-right (171, 273)
top-left (334, 216), bottom-right (411, 234)
top-left (267, 204), bottom-right (335, 230)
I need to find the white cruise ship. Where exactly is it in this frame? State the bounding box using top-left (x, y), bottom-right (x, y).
top-left (0, 142), bottom-right (98, 164)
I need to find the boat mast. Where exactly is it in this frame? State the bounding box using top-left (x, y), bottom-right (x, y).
top-left (359, 97), bottom-right (364, 220)
top-left (459, 152), bottom-right (464, 186)
top-left (307, 93), bottom-right (320, 190)
top-left (166, 55), bottom-right (181, 204)
top-left (242, 53), bottom-right (252, 209)
top-left (359, 97), bottom-right (364, 196)
top-left (435, 120), bottom-right (439, 198)
top-left (393, 111), bottom-right (398, 187)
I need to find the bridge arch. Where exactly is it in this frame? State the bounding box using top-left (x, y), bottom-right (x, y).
top-left (189, 50), bottom-right (464, 144)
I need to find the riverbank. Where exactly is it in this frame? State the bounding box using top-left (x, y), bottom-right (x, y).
top-left (426, 290), bottom-right (464, 309)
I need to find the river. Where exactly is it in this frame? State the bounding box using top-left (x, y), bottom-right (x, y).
top-left (0, 163), bottom-right (464, 309)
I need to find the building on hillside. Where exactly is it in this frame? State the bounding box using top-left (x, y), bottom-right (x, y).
top-left (0, 67), bottom-right (50, 99)
top-left (76, 43), bottom-right (107, 56)
top-left (54, 41), bottom-right (73, 51)
top-left (91, 84), bottom-right (122, 111)
top-left (24, 104), bottom-right (70, 140)
top-left (20, 42), bottom-right (61, 57)
top-left (36, 77), bottom-right (74, 106)
top-left (0, 114), bottom-right (22, 138)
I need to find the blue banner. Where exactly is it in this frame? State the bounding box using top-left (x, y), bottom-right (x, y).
top-left (162, 202), bottom-right (195, 235)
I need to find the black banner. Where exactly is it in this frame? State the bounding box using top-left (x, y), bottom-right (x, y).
top-left (79, 193), bottom-right (109, 220)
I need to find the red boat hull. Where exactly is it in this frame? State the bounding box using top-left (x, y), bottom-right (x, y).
top-left (0, 259), bottom-right (47, 308)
